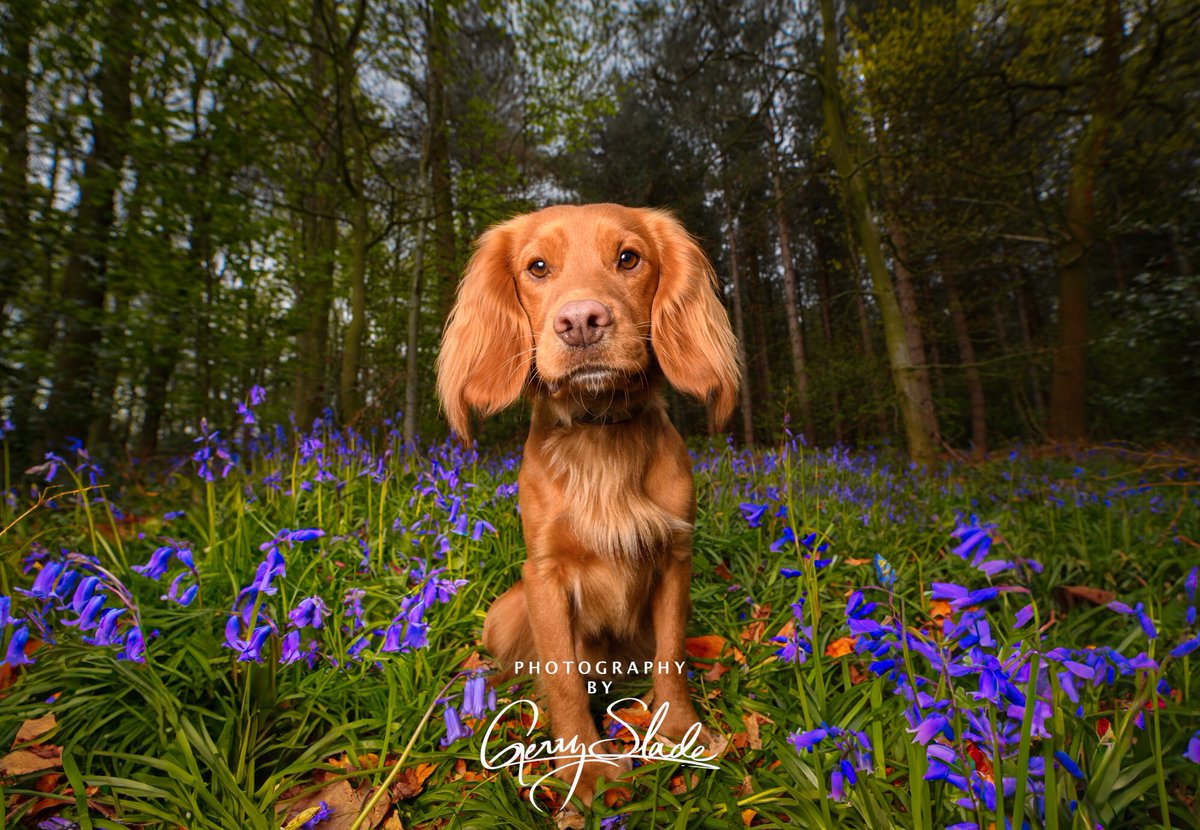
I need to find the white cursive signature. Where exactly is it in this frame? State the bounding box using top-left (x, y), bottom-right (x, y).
top-left (479, 697), bottom-right (720, 810)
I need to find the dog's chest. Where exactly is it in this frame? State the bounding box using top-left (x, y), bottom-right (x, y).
top-left (541, 427), bottom-right (690, 559)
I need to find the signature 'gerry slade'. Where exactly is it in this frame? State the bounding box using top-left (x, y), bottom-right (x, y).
top-left (480, 697), bottom-right (720, 810)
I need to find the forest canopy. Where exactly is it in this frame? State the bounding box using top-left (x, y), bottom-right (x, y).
top-left (1, 0), bottom-right (1197, 463)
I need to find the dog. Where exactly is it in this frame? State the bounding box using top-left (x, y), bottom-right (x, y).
top-left (436, 203), bottom-right (740, 805)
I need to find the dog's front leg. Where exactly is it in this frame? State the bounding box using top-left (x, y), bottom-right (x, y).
top-left (522, 558), bottom-right (619, 806)
top-left (649, 549), bottom-right (713, 743)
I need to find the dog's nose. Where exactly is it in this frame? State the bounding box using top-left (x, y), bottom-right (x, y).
top-left (554, 300), bottom-right (613, 347)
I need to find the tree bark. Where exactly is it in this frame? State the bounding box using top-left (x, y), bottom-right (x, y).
top-left (765, 110), bottom-right (814, 444)
top-left (820, 0), bottom-right (935, 464)
top-left (722, 191), bottom-right (755, 447)
top-left (428, 0), bottom-right (457, 324)
top-left (403, 156), bottom-right (431, 447)
top-left (293, 0), bottom-right (339, 427)
top-left (885, 210), bottom-right (940, 444)
top-left (0, 0), bottom-right (35, 337)
top-left (44, 0), bottom-right (134, 446)
top-left (1047, 0), bottom-right (1121, 444)
top-left (944, 270), bottom-right (987, 458)
top-left (338, 4), bottom-right (371, 424)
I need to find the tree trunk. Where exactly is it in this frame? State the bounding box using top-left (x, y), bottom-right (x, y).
top-left (765, 110), bottom-right (814, 444)
top-left (403, 156), bottom-right (431, 447)
top-left (886, 210), bottom-right (940, 444)
top-left (820, 0), bottom-right (935, 464)
top-left (428, 0), bottom-right (457, 324)
top-left (1047, 0), bottom-right (1120, 444)
top-left (0, 0), bottom-right (35, 337)
top-left (722, 192), bottom-right (755, 447)
top-left (43, 0), bottom-right (134, 446)
top-left (944, 270), bottom-right (987, 459)
top-left (293, 0), bottom-right (339, 428)
top-left (1013, 266), bottom-right (1046, 425)
top-left (337, 3), bottom-right (370, 424)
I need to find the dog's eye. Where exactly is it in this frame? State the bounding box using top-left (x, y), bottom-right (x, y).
top-left (528, 259), bottom-right (548, 279)
top-left (618, 250), bottom-right (640, 270)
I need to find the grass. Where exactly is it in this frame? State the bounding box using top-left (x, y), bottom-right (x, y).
top-left (0, 415), bottom-right (1198, 829)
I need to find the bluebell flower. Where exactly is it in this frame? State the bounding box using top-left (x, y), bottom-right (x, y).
top-left (790, 727), bottom-right (829, 751)
top-left (907, 714), bottom-right (953, 745)
top-left (0, 595), bottom-right (9, 629)
top-left (462, 672), bottom-right (490, 718)
top-left (288, 596), bottom-right (330, 630)
top-left (1054, 750), bottom-right (1084, 779)
top-left (4, 624), bottom-right (33, 667)
top-left (1014, 604), bottom-right (1035, 628)
top-left (249, 385), bottom-right (267, 406)
top-left (121, 626), bottom-right (146, 662)
top-left (280, 630), bottom-right (303, 664)
top-left (1170, 636), bottom-right (1200, 658)
top-left (440, 703), bottom-right (472, 747)
top-left (1185, 731), bottom-right (1200, 764)
top-left (739, 502), bottom-right (769, 528)
top-left (63, 595), bottom-right (106, 630)
top-left (87, 608), bottom-right (126, 646)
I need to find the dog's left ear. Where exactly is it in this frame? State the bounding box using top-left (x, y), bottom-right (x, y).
top-left (436, 224), bottom-right (532, 439)
top-left (646, 210), bottom-right (741, 428)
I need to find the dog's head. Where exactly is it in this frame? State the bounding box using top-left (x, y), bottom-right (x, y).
top-left (436, 204), bottom-right (740, 438)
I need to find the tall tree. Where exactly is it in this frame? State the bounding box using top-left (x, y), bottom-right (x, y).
top-left (819, 0), bottom-right (937, 464)
top-left (43, 0), bottom-right (135, 445)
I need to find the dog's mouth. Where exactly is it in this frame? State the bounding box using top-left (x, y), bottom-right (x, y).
top-left (546, 365), bottom-right (624, 395)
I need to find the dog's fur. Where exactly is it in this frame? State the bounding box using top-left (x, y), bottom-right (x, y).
top-left (436, 204), bottom-right (740, 804)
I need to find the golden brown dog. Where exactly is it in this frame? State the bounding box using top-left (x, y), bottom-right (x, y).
top-left (436, 204), bottom-right (739, 805)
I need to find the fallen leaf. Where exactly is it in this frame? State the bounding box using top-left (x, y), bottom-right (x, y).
top-left (715, 563), bottom-right (734, 581)
top-left (0, 745), bottom-right (62, 776)
top-left (685, 635), bottom-right (726, 661)
top-left (740, 712), bottom-right (772, 750)
top-left (846, 557), bottom-right (871, 566)
top-left (825, 636), bottom-right (856, 658)
top-left (742, 807), bottom-right (757, 826)
top-left (15, 714), bottom-right (57, 744)
top-left (1054, 585), bottom-right (1116, 611)
top-left (392, 762), bottom-right (436, 799)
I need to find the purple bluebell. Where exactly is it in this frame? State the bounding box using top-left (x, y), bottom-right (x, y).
top-left (462, 673), bottom-right (489, 718)
top-left (87, 608), bottom-right (126, 646)
top-left (440, 703), bottom-right (472, 747)
top-left (790, 727), bottom-right (829, 751)
top-left (289, 596), bottom-right (330, 630)
top-left (121, 626), bottom-right (146, 662)
top-left (1185, 731), bottom-right (1200, 764)
top-left (739, 502), bottom-right (769, 528)
top-left (1054, 750), bottom-right (1084, 779)
top-left (4, 624), bottom-right (33, 666)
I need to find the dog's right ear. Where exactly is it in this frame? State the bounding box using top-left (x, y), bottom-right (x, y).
top-left (435, 224), bottom-right (531, 439)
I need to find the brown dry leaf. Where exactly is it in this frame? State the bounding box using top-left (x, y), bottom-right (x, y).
top-left (555, 807), bottom-right (585, 829)
top-left (460, 651), bottom-right (491, 671)
top-left (846, 557), bottom-right (871, 566)
top-left (382, 816), bottom-right (403, 830)
top-left (740, 620), bottom-right (766, 644)
top-left (848, 664), bottom-right (870, 686)
top-left (280, 778), bottom-right (392, 830)
top-left (392, 762), bottom-right (437, 800)
top-left (15, 714), bottom-right (56, 745)
top-left (0, 745), bottom-right (62, 776)
top-left (714, 563), bottom-right (734, 581)
top-left (685, 635), bottom-right (726, 661)
top-left (741, 712), bottom-right (772, 751)
top-left (825, 636), bottom-right (857, 658)
top-left (742, 807), bottom-right (757, 826)
top-left (1054, 585), bottom-right (1116, 611)
top-left (736, 775), bottom-right (754, 797)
